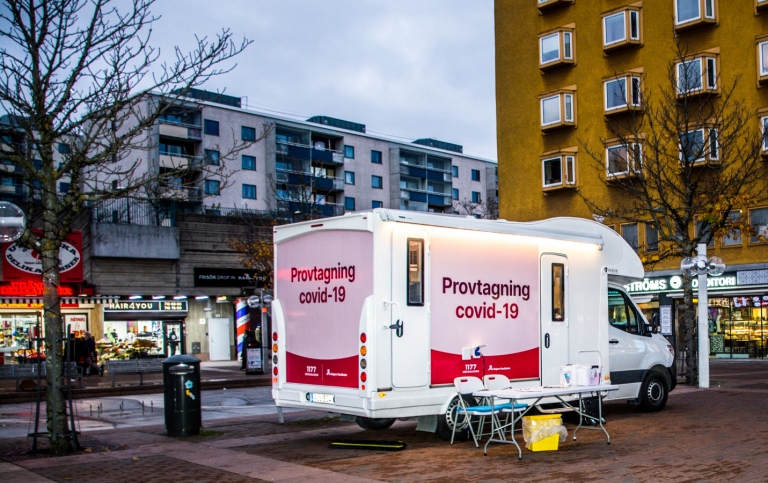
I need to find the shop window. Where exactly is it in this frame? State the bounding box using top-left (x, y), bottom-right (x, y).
top-left (606, 142), bottom-right (642, 180)
top-left (539, 26), bottom-right (575, 70)
top-left (537, 0), bottom-right (574, 13)
top-left (722, 211), bottom-right (743, 247)
top-left (621, 223), bottom-right (639, 252)
top-left (604, 74), bottom-right (642, 115)
top-left (603, 7), bottom-right (642, 52)
top-left (407, 238), bottom-right (424, 306)
top-left (676, 54), bottom-right (718, 96)
top-left (541, 151), bottom-right (577, 191)
top-left (608, 289), bottom-right (641, 334)
top-left (749, 207), bottom-right (768, 244)
top-left (674, 0), bottom-right (717, 31)
top-left (645, 223), bottom-right (659, 252)
top-left (757, 37), bottom-right (768, 85)
top-left (540, 88), bottom-right (576, 131)
top-left (680, 127), bottom-right (718, 165)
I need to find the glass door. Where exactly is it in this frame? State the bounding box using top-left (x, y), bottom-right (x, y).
top-left (163, 321), bottom-right (184, 356)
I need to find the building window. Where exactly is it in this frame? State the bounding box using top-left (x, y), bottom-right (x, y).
top-left (602, 8), bottom-right (642, 52)
top-left (539, 27), bottom-right (575, 70)
top-left (757, 38), bottom-right (768, 84)
top-left (242, 155), bottom-right (256, 171)
top-left (345, 196), bottom-right (356, 211)
top-left (537, 0), bottom-right (574, 13)
top-left (344, 145), bottom-right (355, 159)
top-left (204, 179), bottom-right (220, 195)
top-left (761, 116), bottom-right (768, 155)
top-left (675, 0), bottom-right (717, 30)
top-left (758, 0), bottom-right (768, 14)
top-left (204, 119), bottom-right (219, 136)
top-left (750, 207), bottom-right (768, 244)
top-left (452, 165), bottom-right (458, 177)
top-left (471, 191), bottom-right (481, 203)
top-left (58, 182), bottom-right (70, 193)
top-left (722, 211), bottom-right (742, 247)
top-left (344, 171), bottom-right (355, 185)
top-left (680, 127), bottom-right (718, 164)
top-left (540, 89), bottom-right (576, 131)
top-left (241, 126), bottom-right (256, 141)
top-left (58, 143), bottom-right (70, 154)
top-left (621, 223), bottom-right (639, 252)
top-left (371, 175), bottom-right (383, 189)
top-left (242, 184), bottom-right (257, 199)
top-left (606, 142), bottom-right (642, 179)
top-left (645, 223), bottom-right (659, 252)
top-left (204, 149), bottom-right (220, 165)
top-left (452, 188), bottom-right (459, 200)
top-left (471, 169), bottom-right (480, 181)
top-left (541, 152), bottom-right (577, 190)
top-left (372, 200), bottom-right (383, 209)
top-left (371, 150), bottom-right (382, 164)
top-left (695, 220), bottom-right (715, 247)
top-left (604, 74), bottom-right (642, 114)
top-left (676, 55), bottom-right (718, 96)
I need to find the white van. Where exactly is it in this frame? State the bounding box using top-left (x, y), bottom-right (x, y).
top-left (271, 209), bottom-right (675, 438)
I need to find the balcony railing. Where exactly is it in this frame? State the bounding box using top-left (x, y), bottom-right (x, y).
top-left (159, 152), bottom-right (203, 170)
top-left (276, 140), bottom-right (344, 165)
top-left (159, 120), bottom-right (203, 141)
top-left (276, 169), bottom-right (344, 191)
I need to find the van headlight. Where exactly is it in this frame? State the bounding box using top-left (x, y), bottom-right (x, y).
top-left (666, 342), bottom-right (674, 358)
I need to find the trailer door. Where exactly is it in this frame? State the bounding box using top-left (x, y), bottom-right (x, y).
top-left (540, 253), bottom-right (569, 385)
top-left (390, 228), bottom-right (430, 388)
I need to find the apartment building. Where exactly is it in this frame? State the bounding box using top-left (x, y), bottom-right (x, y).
top-left (496, 0), bottom-right (768, 359)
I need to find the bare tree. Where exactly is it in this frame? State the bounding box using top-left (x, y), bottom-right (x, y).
top-left (453, 196), bottom-right (499, 219)
top-left (0, 0), bottom-right (258, 454)
top-left (579, 40), bottom-right (767, 385)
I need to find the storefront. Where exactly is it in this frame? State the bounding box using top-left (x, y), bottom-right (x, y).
top-left (102, 299), bottom-right (188, 361)
top-left (627, 267), bottom-right (768, 359)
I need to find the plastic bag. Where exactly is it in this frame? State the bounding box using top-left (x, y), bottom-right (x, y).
top-left (522, 416), bottom-right (568, 449)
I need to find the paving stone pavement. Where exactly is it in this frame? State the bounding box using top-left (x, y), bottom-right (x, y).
top-left (1, 360), bottom-right (767, 482)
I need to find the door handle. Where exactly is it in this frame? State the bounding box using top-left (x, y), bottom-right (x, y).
top-left (389, 320), bottom-right (404, 338)
top-left (544, 333), bottom-right (550, 349)
top-left (609, 339), bottom-right (620, 344)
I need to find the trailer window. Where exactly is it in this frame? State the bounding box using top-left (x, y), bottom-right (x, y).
top-left (407, 239), bottom-right (424, 306)
top-left (608, 289), bottom-right (639, 334)
top-left (552, 263), bottom-right (565, 321)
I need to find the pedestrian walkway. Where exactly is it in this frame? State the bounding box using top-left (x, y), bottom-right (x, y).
top-left (0, 360), bottom-right (271, 404)
top-left (2, 360), bottom-right (767, 482)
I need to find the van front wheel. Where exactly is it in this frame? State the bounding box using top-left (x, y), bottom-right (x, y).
top-left (355, 417), bottom-right (396, 431)
top-left (639, 371), bottom-right (668, 412)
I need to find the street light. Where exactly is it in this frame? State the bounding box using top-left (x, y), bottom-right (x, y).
top-left (0, 202), bottom-right (26, 243)
top-left (680, 244), bottom-right (725, 389)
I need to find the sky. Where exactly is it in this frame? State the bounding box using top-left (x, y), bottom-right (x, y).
top-left (149, 0), bottom-right (497, 160)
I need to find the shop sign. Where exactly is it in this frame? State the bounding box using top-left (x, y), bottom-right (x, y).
top-left (105, 300), bottom-right (188, 312)
top-left (0, 281), bottom-right (76, 297)
top-left (625, 273), bottom-right (738, 294)
top-left (2, 230), bottom-right (83, 283)
top-left (193, 267), bottom-right (270, 288)
top-left (660, 306), bottom-right (672, 336)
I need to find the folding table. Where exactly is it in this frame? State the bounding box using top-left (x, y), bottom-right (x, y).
top-left (473, 384), bottom-right (619, 459)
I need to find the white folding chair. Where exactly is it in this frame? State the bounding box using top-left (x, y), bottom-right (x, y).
top-left (451, 376), bottom-right (506, 447)
top-left (483, 374), bottom-right (528, 438)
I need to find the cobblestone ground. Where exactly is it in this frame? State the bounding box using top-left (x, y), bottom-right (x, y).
top-left (2, 360), bottom-right (768, 482)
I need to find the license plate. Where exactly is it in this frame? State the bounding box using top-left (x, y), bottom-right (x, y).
top-left (309, 392), bottom-right (335, 404)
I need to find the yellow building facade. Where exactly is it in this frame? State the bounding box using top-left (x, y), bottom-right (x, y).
top-left (496, 0), bottom-right (768, 359)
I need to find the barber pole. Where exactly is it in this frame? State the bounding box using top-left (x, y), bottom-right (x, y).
top-left (235, 299), bottom-right (249, 360)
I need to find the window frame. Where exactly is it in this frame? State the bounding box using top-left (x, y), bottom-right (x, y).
top-left (452, 188), bottom-right (459, 200)
top-left (58, 143), bottom-right (70, 154)
top-left (344, 171), bottom-right (355, 185)
top-left (602, 8), bottom-right (642, 52)
top-left (471, 191), bottom-right (481, 204)
top-left (371, 175), bottom-right (383, 189)
top-left (406, 238), bottom-right (425, 306)
top-left (541, 151), bottom-right (577, 191)
top-left (620, 223), bottom-right (639, 252)
top-left (203, 119), bottom-right (220, 136)
top-left (757, 37), bottom-right (768, 84)
top-left (606, 142), bottom-right (642, 179)
top-left (204, 179), bottom-right (220, 196)
top-left (539, 89), bottom-right (577, 131)
top-left (344, 196), bottom-right (356, 211)
top-left (761, 115), bottom-right (768, 154)
top-left (241, 126), bottom-right (256, 142)
top-left (749, 207), bottom-right (768, 244)
top-left (204, 149), bottom-right (220, 166)
top-left (452, 165), bottom-right (459, 177)
top-left (675, 54), bottom-right (718, 96)
top-left (242, 154), bottom-right (256, 171)
top-left (371, 150), bottom-right (382, 164)
top-left (695, 219), bottom-right (715, 247)
top-left (604, 74), bottom-right (643, 114)
top-left (644, 223), bottom-right (659, 252)
top-left (551, 263), bottom-right (566, 321)
top-left (757, 0), bottom-right (768, 14)
top-left (538, 27), bottom-right (575, 70)
top-left (344, 145), bottom-right (355, 159)
top-left (372, 200), bottom-right (383, 209)
top-left (242, 183), bottom-right (257, 200)
top-left (471, 169), bottom-right (481, 181)
top-left (722, 210), bottom-right (743, 247)
top-left (679, 126), bottom-right (718, 165)
top-left (537, 0), bottom-right (574, 13)
top-left (674, 0), bottom-right (717, 30)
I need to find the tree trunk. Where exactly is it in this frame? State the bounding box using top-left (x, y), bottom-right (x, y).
top-left (682, 276), bottom-right (698, 385)
top-left (43, 228), bottom-right (70, 454)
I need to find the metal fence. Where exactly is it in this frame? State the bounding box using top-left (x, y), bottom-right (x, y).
top-left (91, 198), bottom-right (275, 226)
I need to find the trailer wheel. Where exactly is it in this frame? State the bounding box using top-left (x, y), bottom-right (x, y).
top-left (434, 395), bottom-right (475, 441)
top-left (355, 417), bottom-right (396, 431)
top-left (639, 371), bottom-right (668, 412)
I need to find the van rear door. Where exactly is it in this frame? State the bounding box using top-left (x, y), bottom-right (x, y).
top-left (540, 253), bottom-right (569, 385)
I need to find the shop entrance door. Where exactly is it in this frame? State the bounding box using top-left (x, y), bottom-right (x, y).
top-left (208, 318), bottom-right (231, 361)
top-left (163, 321), bottom-right (184, 356)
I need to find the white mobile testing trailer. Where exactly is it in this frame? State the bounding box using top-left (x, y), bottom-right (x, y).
top-left (271, 209), bottom-right (675, 438)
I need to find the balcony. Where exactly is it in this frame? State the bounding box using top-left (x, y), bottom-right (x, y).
top-left (276, 169), bottom-right (343, 192)
top-left (159, 121), bottom-right (202, 141)
top-left (400, 187), bottom-right (452, 207)
top-left (159, 152), bottom-right (202, 170)
top-left (276, 140), bottom-right (344, 166)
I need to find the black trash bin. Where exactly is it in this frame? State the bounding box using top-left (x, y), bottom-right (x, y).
top-left (163, 354), bottom-right (201, 436)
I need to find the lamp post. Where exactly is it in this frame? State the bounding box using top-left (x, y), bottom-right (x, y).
top-left (680, 244), bottom-right (725, 388)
